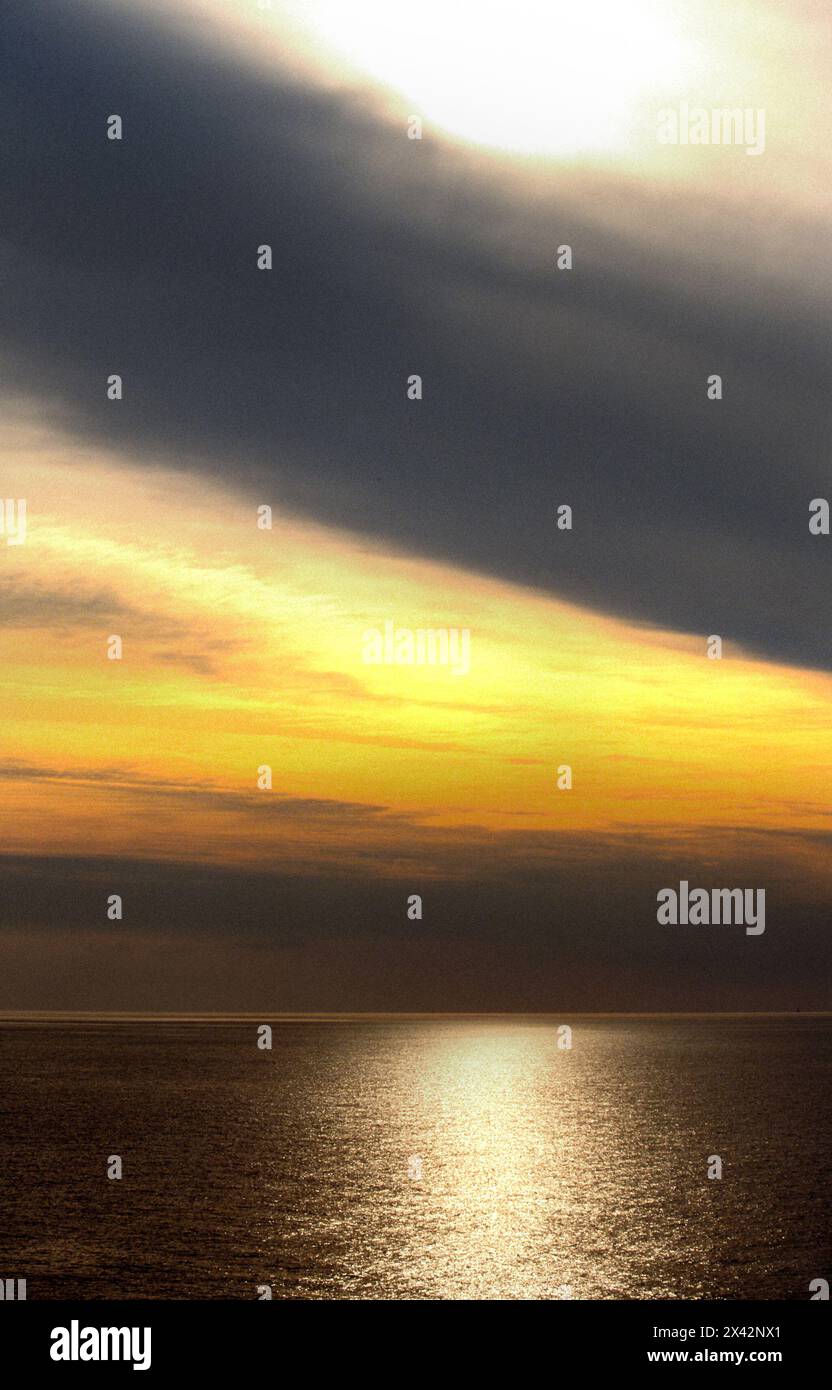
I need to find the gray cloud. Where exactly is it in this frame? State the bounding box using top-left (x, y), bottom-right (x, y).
top-left (1, 0), bottom-right (830, 671)
top-left (0, 759), bottom-right (395, 819)
top-left (0, 576), bottom-right (132, 632)
top-left (0, 844), bottom-right (829, 1011)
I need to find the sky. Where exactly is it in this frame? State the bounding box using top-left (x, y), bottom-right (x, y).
top-left (1, 0), bottom-right (830, 1010)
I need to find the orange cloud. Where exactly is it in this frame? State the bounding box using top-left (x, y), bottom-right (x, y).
top-left (2, 424), bottom-right (831, 881)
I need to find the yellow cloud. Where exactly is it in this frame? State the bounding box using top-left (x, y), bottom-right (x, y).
top-left (2, 425), bottom-right (831, 874)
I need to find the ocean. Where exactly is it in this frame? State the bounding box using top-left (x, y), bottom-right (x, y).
top-left (1, 1014), bottom-right (829, 1300)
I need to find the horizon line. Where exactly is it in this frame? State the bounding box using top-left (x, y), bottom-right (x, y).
top-left (1, 1010), bottom-right (829, 1022)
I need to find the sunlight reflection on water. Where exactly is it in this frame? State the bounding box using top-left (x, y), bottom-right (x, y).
top-left (1, 1016), bottom-right (829, 1299)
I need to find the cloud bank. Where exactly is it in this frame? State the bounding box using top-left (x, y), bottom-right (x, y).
top-left (1, 0), bottom-right (830, 670)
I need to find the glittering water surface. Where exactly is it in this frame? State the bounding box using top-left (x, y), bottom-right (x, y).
top-left (1, 1016), bottom-right (829, 1299)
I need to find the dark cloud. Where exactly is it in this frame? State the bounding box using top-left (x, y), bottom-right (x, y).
top-left (1, 0), bottom-right (831, 674)
top-left (0, 759), bottom-right (396, 819)
top-left (0, 845), bottom-right (829, 1011)
top-left (0, 574), bottom-right (207, 650)
top-left (0, 576), bottom-right (131, 631)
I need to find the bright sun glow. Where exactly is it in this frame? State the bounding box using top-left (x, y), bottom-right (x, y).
top-left (298, 0), bottom-right (693, 158)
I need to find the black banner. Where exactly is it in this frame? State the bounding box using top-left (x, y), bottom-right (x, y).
top-left (1, 1299), bottom-right (825, 1377)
